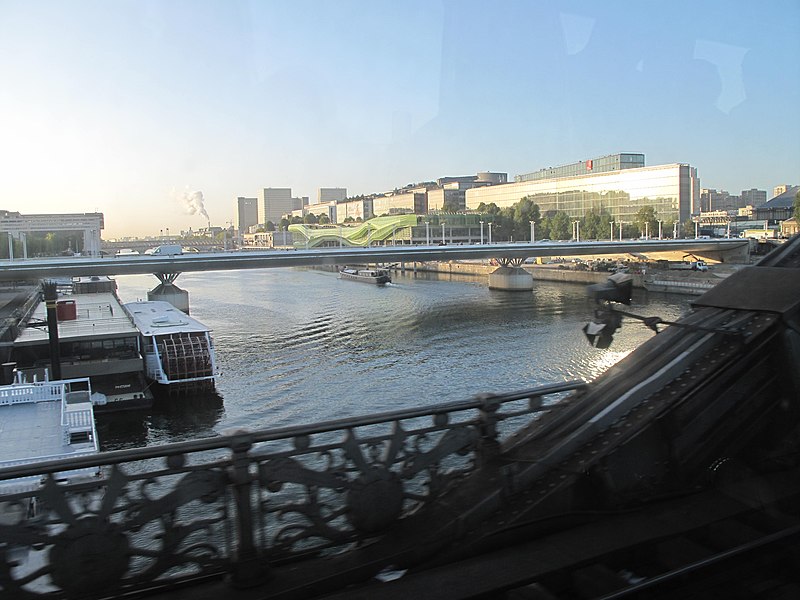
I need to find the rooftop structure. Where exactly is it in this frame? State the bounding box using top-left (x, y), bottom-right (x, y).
top-left (514, 153), bottom-right (645, 183)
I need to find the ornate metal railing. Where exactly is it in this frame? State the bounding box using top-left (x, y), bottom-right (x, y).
top-left (0, 380), bottom-right (585, 598)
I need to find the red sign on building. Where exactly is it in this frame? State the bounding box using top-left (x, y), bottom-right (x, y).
top-left (586, 160), bottom-right (593, 170)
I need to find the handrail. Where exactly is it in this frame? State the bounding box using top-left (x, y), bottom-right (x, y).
top-left (0, 380), bottom-right (585, 481)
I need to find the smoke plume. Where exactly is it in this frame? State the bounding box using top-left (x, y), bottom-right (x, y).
top-left (180, 188), bottom-right (210, 221)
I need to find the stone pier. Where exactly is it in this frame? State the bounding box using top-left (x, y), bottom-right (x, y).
top-left (488, 259), bottom-right (534, 291)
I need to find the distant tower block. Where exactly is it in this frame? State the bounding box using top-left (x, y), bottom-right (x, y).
top-left (148, 274), bottom-right (190, 313)
top-left (488, 260), bottom-right (534, 291)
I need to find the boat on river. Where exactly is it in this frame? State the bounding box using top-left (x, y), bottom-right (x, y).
top-left (11, 277), bottom-right (154, 410)
top-left (338, 266), bottom-right (392, 284)
top-left (124, 300), bottom-right (217, 394)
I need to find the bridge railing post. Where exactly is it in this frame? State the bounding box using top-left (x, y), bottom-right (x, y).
top-left (228, 431), bottom-right (271, 589)
top-left (477, 394), bottom-right (501, 465)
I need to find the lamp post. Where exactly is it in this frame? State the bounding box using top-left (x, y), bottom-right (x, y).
top-left (694, 221), bottom-right (699, 239)
top-left (573, 221), bottom-right (580, 242)
top-left (610, 221), bottom-right (615, 242)
top-left (644, 221), bottom-right (649, 240)
top-left (618, 221), bottom-right (623, 241)
top-left (392, 226), bottom-right (397, 246)
top-left (425, 221), bottom-right (430, 245)
top-left (658, 220), bottom-right (663, 240)
top-left (530, 220), bottom-right (535, 243)
top-left (673, 221), bottom-right (678, 239)
top-left (726, 221), bottom-right (731, 238)
top-left (441, 221), bottom-right (446, 245)
top-left (488, 222), bottom-right (493, 244)
top-left (479, 220), bottom-right (484, 245)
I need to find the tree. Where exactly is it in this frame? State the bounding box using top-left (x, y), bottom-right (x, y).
top-left (682, 218), bottom-right (695, 238)
top-left (279, 218), bottom-right (290, 230)
top-left (303, 213), bottom-right (318, 225)
top-left (290, 216), bottom-right (303, 224)
top-left (319, 214), bottom-right (330, 225)
top-left (265, 220), bottom-right (275, 232)
top-left (550, 211), bottom-right (572, 240)
top-left (794, 190), bottom-right (800, 221)
top-left (633, 206), bottom-right (658, 238)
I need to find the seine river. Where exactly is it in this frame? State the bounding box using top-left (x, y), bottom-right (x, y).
top-left (97, 267), bottom-right (691, 451)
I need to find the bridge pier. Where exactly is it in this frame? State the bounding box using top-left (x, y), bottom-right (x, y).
top-left (148, 273), bottom-right (190, 313)
top-left (488, 258), bottom-right (534, 291)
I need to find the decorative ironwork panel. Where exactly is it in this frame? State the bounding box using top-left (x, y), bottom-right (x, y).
top-left (0, 381), bottom-right (583, 597)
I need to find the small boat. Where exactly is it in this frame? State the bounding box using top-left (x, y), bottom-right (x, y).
top-left (338, 266), bottom-right (392, 284)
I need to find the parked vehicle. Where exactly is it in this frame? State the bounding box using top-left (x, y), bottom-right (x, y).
top-left (144, 244), bottom-right (183, 256)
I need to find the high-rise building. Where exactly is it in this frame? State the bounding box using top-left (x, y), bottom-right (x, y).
top-left (701, 189), bottom-right (740, 212)
top-left (258, 188), bottom-right (293, 225)
top-left (292, 196), bottom-right (310, 211)
top-left (740, 188), bottom-right (767, 208)
top-left (318, 188), bottom-right (347, 204)
top-left (466, 155), bottom-right (699, 225)
top-left (236, 197), bottom-right (258, 234)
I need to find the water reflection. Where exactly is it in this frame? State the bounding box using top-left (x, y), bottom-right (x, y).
top-left (110, 268), bottom-right (690, 448)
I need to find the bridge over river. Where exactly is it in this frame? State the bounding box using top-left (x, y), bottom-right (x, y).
top-left (0, 235), bottom-right (797, 598)
top-left (0, 237), bottom-right (748, 285)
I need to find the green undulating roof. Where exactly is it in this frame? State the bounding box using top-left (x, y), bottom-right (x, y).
top-left (288, 215), bottom-right (418, 247)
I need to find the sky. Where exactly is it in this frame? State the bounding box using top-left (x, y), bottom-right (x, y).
top-left (0, 0), bottom-right (798, 239)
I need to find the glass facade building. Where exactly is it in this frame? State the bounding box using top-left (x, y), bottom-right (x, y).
top-left (467, 163), bottom-right (699, 226)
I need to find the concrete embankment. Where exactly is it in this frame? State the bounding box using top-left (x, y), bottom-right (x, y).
top-left (393, 261), bottom-right (725, 295)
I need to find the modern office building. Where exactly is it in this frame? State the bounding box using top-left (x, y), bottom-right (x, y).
top-left (0, 211), bottom-right (104, 258)
top-left (701, 189), bottom-right (739, 212)
top-left (336, 197), bottom-right (373, 222)
top-left (466, 154), bottom-right (699, 226)
top-left (373, 189), bottom-right (427, 216)
top-left (741, 188), bottom-right (767, 208)
top-left (235, 197), bottom-right (258, 234)
top-left (258, 188), bottom-right (293, 225)
top-left (318, 188), bottom-right (347, 204)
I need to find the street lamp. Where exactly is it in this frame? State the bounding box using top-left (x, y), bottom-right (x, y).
top-left (573, 221), bottom-right (580, 242)
top-left (479, 220), bottom-right (485, 245)
top-left (530, 220), bottom-right (535, 243)
top-left (441, 221), bottom-right (446, 245)
top-left (644, 221), bottom-right (649, 240)
top-left (425, 221), bottom-right (430, 245)
top-left (488, 222), bottom-right (493, 244)
top-left (658, 220), bottom-right (663, 240)
top-left (694, 221), bottom-right (699, 239)
top-left (673, 222), bottom-right (678, 239)
top-left (618, 221), bottom-right (623, 241)
top-left (610, 221), bottom-right (615, 242)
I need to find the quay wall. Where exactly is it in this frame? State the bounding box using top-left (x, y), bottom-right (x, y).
top-left (394, 262), bottom-right (721, 295)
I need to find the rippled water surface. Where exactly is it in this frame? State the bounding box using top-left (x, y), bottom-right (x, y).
top-left (98, 268), bottom-right (690, 450)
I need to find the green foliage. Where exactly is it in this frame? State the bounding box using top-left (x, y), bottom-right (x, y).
top-left (303, 213), bottom-right (318, 225)
top-left (682, 218), bottom-right (695, 238)
top-left (265, 220), bottom-right (275, 232)
top-left (550, 212), bottom-right (572, 240)
top-left (633, 206), bottom-right (658, 238)
top-left (319, 214), bottom-right (330, 225)
top-left (279, 218), bottom-right (290, 230)
top-left (794, 190), bottom-right (800, 221)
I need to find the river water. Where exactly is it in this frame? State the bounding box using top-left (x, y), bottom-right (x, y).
top-left (97, 267), bottom-right (691, 451)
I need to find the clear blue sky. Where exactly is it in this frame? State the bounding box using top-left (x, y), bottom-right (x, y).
top-left (1, 0), bottom-right (798, 238)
